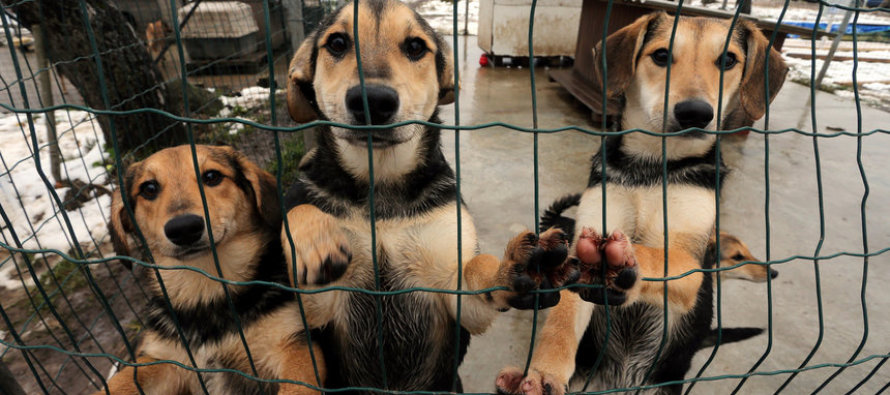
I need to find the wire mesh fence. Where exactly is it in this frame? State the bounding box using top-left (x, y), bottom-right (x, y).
top-left (0, 0), bottom-right (888, 394)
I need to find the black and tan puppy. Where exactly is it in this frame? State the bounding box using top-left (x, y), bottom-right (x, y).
top-left (106, 145), bottom-right (327, 394)
top-left (282, 0), bottom-right (577, 392)
top-left (497, 12), bottom-right (787, 395)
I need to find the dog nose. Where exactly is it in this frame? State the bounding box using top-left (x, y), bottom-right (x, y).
top-left (674, 100), bottom-right (714, 130)
top-left (769, 268), bottom-right (779, 279)
top-left (346, 84), bottom-right (399, 125)
top-left (164, 214), bottom-right (205, 246)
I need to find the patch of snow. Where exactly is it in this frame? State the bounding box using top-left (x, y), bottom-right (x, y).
top-left (416, 0), bottom-right (480, 35)
top-left (219, 86), bottom-right (280, 110)
top-left (0, 110), bottom-right (111, 290)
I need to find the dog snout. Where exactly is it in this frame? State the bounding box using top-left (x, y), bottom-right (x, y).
top-left (164, 214), bottom-right (205, 246)
top-left (346, 84), bottom-right (399, 125)
top-left (674, 100), bottom-right (714, 130)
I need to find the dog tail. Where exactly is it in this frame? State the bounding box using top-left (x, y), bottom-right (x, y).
top-left (540, 193), bottom-right (582, 240)
top-left (698, 327), bottom-right (764, 349)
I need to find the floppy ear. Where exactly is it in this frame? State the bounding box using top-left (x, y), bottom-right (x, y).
top-left (437, 38), bottom-right (456, 105)
top-left (592, 12), bottom-right (663, 100)
top-left (234, 151), bottom-right (282, 228)
top-left (109, 188), bottom-right (133, 257)
top-left (287, 32), bottom-right (320, 123)
top-left (737, 20), bottom-right (788, 122)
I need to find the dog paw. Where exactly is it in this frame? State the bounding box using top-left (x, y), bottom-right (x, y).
top-left (572, 227), bottom-right (638, 305)
top-left (496, 366), bottom-right (568, 395)
top-left (282, 205), bottom-right (351, 286)
top-left (502, 228), bottom-right (580, 310)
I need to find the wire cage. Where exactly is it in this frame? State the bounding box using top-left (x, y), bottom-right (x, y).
top-left (0, 0), bottom-right (888, 393)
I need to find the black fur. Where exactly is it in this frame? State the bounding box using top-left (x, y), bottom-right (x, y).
top-left (315, 250), bottom-right (471, 393)
top-left (284, 120), bottom-right (459, 220)
top-left (587, 135), bottom-right (729, 190)
top-left (143, 235), bottom-right (294, 347)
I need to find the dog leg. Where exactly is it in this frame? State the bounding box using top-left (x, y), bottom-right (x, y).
top-left (457, 228), bottom-right (579, 334)
top-left (282, 204), bottom-right (351, 286)
top-left (277, 338), bottom-right (326, 395)
top-left (95, 357), bottom-right (186, 395)
top-left (495, 291), bottom-right (594, 395)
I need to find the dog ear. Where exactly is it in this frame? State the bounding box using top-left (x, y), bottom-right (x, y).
top-left (109, 163), bottom-right (141, 258)
top-left (287, 32), bottom-right (320, 123)
top-left (437, 38), bottom-right (456, 105)
top-left (737, 20), bottom-right (788, 122)
top-left (234, 151), bottom-right (282, 228)
top-left (109, 189), bottom-right (132, 256)
top-left (592, 12), bottom-right (663, 100)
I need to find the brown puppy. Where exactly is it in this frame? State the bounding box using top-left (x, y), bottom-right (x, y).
top-left (282, 0), bottom-right (577, 392)
top-left (711, 231), bottom-right (777, 283)
top-left (105, 145), bottom-right (327, 395)
top-left (498, 12), bottom-right (788, 395)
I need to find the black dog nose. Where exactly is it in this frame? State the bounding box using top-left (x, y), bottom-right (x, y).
top-left (164, 214), bottom-right (205, 246)
top-left (346, 84), bottom-right (399, 125)
top-left (769, 268), bottom-right (779, 279)
top-left (674, 100), bottom-right (714, 130)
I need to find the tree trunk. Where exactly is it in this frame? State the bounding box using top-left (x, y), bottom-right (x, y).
top-left (3, 0), bottom-right (188, 158)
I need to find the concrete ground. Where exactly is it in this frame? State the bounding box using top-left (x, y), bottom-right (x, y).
top-left (440, 36), bottom-right (890, 393)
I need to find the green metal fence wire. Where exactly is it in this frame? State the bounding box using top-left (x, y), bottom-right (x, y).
top-left (0, 0), bottom-right (889, 393)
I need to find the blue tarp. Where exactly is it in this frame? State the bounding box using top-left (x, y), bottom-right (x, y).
top-left (784, 21), bottom-right (890, 34)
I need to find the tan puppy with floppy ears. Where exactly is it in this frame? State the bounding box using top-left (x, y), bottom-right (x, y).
top-left (105, 145), bottom-right (330, 395)
top-left (281, 0), bottom-right (579, 392)
top-left (498, 12), bottom-right (787, 395)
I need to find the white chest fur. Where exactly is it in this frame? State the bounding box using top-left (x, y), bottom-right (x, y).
top-left (575, 183), bottom-right (716, 246)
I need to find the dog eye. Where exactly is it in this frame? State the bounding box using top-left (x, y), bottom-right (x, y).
top-left (202, 170), bottom-right (224, 186)
top-left (732, 253), bottom-right (746, 261)
top-left (403, 38), bottom-right (428, 61)
top-left (650, 48), bottom-right (671, 67)
top-left (716, 52), bottom-right (738, 70)
top-left (324, 33), bottom-right (349, 57)
top-left (138, 181), bottom-right (160, 200)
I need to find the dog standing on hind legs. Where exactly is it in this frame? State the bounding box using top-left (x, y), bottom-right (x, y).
top-left (497, 12), bottom-right (787, 395)
top-left (105, 145), bottom-right (331, 395)
top-left (281, 0), bottom-right (579, 393)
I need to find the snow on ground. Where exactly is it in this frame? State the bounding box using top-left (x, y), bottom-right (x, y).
top-left (415, 0), bottom-right (480, 35)
top-left (0, 110), bottom-right (110, 289)
top-left (218, 86), bottom-right (283, 134)
top-left (784, 53), bottom-right (890, 108)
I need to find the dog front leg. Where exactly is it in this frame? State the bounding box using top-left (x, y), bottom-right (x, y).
top-left (495, 291), bottom-right (594, 395)
top-left (282, 204), bottom-right (351, 287)
top-left (277, 336), bottom-right (326, 395)
top-left (94, 357), bottom-right (186, 395)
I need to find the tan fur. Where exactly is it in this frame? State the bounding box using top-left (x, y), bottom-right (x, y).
top-left (282, 204), bottom-right (351, 292)
top-left (294, 203), bottom-right (534, 337)
top-left (711, 231), bottom-right (771, 282)
top-left (593, 13), bottom-right (788, 160)
top-left (104, 145), bottom-right (324, 394)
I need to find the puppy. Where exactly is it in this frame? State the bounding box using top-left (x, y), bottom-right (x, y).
top-left (282, 0), bottom-right (577, 392)
top-left (497, 12), bottom-right (787, 395)
top-left (709, 231), bottom-right (777, 282)
top-left (106, 145), bottom-right (328, 394)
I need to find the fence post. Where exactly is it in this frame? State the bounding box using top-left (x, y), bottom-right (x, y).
top-left (815, 0), bottom-right (857, 89)
top-left (33, 23), bottom-right (62, 185)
